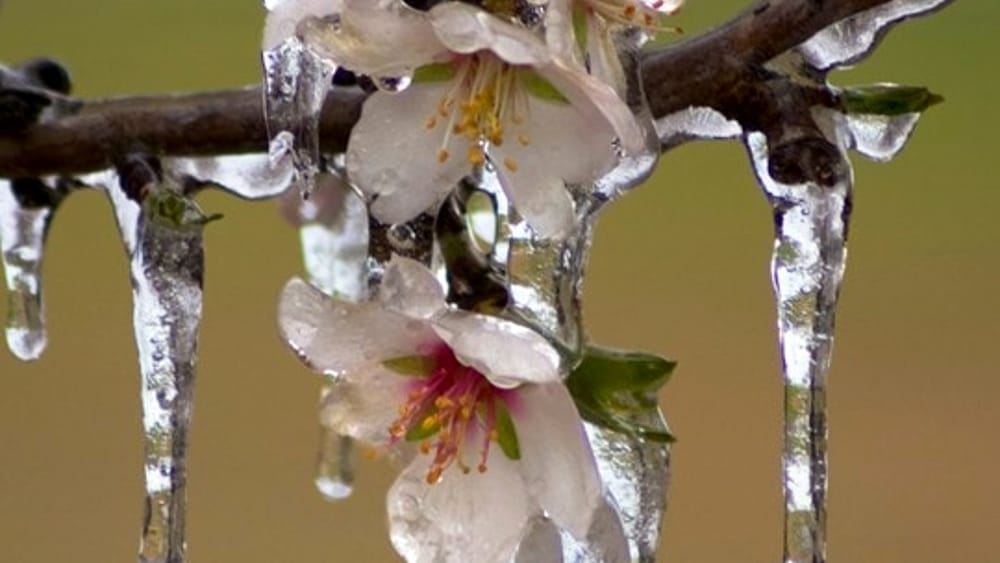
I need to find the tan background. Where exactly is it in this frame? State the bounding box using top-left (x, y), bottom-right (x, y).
top-left (0, 1), bottom-right (996, 562)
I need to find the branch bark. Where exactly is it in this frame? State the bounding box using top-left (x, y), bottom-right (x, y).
top-left (0, 0), bottom-right (898, 178)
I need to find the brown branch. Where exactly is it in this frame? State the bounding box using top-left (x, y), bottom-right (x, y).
top-left (0, 0), bottom-right (913, 178)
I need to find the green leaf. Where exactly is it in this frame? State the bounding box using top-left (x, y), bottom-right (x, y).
top-left (143, 189), bottom-right (223, 232)
top-left (382, 355), bottom-right (436, 377)
top-left (572, 4), bottom-right (589, 58)
top-left (841, 84), bottom-right (944, 116)
top-left (566, 345), bottom-right (677, 442)
top-left (494, 399), bottom-right (521, 460)
top-left (413, 63), bottom-right (457, 83)
top-left (522, 71), bottom-right (569, 104)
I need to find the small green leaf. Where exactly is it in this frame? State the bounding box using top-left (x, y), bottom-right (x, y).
top-left (143, 189), bottom-right (224, 232)
top-left (494, 399), bottom-right (521, 460)
top-left (413, 63), bottom-right (457, 83)
top-left (383, 355), bottom-right (436, 377)
top-left (522, 71), bottom-right (569, 104)
top-left (841, 84), bottom-right (944, 116)
top-left (572, 4), bottom-right (589, 57)
top-left (566, 345), bottom-right (677, 442)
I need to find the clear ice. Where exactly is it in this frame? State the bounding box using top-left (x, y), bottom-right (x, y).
top-left (0, 178), bottom-right (61, 360)
top-left (261, 24), bottom-right (335, 197)
top-left (745, 129), bottom-right (852, 563)
top-left (94, 167), bottom-right (206, 563)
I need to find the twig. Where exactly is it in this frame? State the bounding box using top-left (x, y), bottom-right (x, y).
top-left (0, 0), bottom-right (900, 178)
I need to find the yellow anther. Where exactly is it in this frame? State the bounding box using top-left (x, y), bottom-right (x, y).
top-left (421, 415), bottom-right (439, 430)
top-left (467, 146), bottom-right (486, 166)
top-left (434, 396), bottom-right (454, 409)
top-left (425, 115), bottom-right (437, 129)
top-left (517, 134), bottom-right (530, 146)
top-left (504, 158), bottom-right (519, 173)
top-left (438, 149), bottom-right (450, 163)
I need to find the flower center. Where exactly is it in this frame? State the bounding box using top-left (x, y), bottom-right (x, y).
top-left (388, 343), bottom-right (516, 484)
top-left (584, 0), bottom-right (680, 35)
top-left (424, 55), bottom-right (531, 174)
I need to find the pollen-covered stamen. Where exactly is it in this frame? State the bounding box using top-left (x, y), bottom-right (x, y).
top-left (584, 0), bottom-right (682, 36)
top-left (388, 342), bottom-right (515, 484)
top-left (423, 54), bottom-right (530, 170)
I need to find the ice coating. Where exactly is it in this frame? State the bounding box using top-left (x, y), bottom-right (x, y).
top-left (799, 0), bottom-right (952, 71)
top-left (654, 106), bottom-right (743, 149)
top-left (845, 112), bottom-right (921, 162)
top-left (105, 171), bottom-right (205, 563)
top-left (745, 131), bottom-right (852, 563)
top-left (167, 152), bottom-right (294, 200)
top-left (315, 383), bottom-right (356, 501)
top-left (261, 30), bottom-right (336, 197)
top-left (0, 178), bottom-right (61, 360)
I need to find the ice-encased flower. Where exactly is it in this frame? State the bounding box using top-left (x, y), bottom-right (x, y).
top-left (298, 0), bottom-right (644, 238)
top-left (278, 256), bottom-right (612, 562)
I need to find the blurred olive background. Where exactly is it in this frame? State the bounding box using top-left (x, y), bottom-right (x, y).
top-left (0, 1), bottom-right (996, 562)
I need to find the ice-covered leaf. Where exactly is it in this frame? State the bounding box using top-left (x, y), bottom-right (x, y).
top-left (566, 345), bottom-right (676, 443)
top-left (841, 84), bottom-right (942, 116)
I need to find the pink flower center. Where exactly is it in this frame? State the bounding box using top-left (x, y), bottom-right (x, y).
top-left (388, 343), bottom-right (510, 484)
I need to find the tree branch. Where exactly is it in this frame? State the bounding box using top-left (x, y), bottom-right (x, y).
top-left (0, 0), bottom-right (903, 178)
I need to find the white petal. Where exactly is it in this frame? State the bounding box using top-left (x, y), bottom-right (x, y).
top-left (430, 3), bottom-right (550, 65)
top-left (347, 84), bottom-right (470, 225)
top-left (585, 16), bottom-right (628, 98)
top-left (298, 0), bottom-right (445, 76)
top-left (378, 255), bottom-right (447, 318)
top-left (431, 311), bottom-right (562, 388)
top-left (648, 0), bottom-right (685, 14)
top-left (491, 146), bottom-right (576, 239)
top-left (543, 0), bottom-right (581, 64)
top-left (513, 517), bottom-right (564, 563)
top-left (319, 362), bottom-right (411, 443)
top-left (277, 277), bottom-right (438, 377)
top-left (514, 383), bottom-right (602, 539)
top-left (388, 453), bottom-right (534, 563)
top-left (539, 60), bottom-right (645, 156)
top-left (262, 0), bottom-right (338, 50)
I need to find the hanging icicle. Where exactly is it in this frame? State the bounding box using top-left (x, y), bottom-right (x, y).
top-left (0, 177), bottom-right (64, 361)
top-left (95, 157), bottom-right (214, 563)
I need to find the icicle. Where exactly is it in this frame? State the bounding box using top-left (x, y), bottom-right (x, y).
top-left (845, 112), bottom-right (922, 162)
top-left (166, 152), bottom-right (294, 200)
top-left (745, 130), bottom-right (852, 563)
top-left (0, 178), bottom-right (63, 361)
top-left (280, 169), bottom-right (368, 500)
top-left (261, 13), bottom-right (336, 197)
top-left (103, 159), bottom-right (208, 563)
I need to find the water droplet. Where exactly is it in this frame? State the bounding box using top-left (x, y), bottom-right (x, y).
top-left (387, 223), bottom-right (417, 251)
top-left (374, 74), bottom-right (413, 93)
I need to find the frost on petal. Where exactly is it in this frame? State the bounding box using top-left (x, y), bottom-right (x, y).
top-left (299, 0), bottom-right (444, 77)
top-left (277, 277), bottom-right (438, 377)
top-left (514, 383), bottom-right (602, 539)
top-left (430, 2), bottom-right (551, 65)
top-left (389, 453), bottom-right (533, 563)
top-left (347, 84), bottom-right (469, 225)
top-left (378, 255), bottom-right (447, 319)
top-left (319, 362), bottom-right (411, 443)
top-left (263, 0), bottom-right (339, 50)
top-left (431, 311), bottom-right (561, 388)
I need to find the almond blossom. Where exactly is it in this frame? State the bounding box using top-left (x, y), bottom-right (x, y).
top-left (295, 0), bottom-right (645, 238)
top-left (278, 256), bottom-right (621, 562)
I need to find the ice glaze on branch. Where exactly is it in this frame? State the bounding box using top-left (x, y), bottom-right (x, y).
top-left (0, 0), bottom-right (911, 177)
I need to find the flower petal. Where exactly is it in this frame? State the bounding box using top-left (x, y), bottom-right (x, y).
top-left (378, 255), bottom-right (447, 318)
top-left (388, 452), bottom-right (534, 563)
top-left (513, 383), bottom-right (602, 539)
top-left (429, 2), bottom-right (551, 65)
top-left (298, 0), bottom-right (446, 76)
top-left (347, 83), bottom-right (470, 225)
top-left (319, 362), bottom-right (411, 443)
top-left (512, 517), bottom-right (564, 563)
top-left (277, 277), bottom-right (438, 376)
top-left (431, 311), bottom-right (562, 388)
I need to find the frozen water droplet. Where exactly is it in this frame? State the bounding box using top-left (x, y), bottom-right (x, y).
top-left (798, 0), bottom-right (951, 71)
top-left (314, 419), bottom-right (354, 501)
top-left (387, 223), bottom-right (417, 251)
top-left (105, 170), bottom-right (205, 563)
top-left (261, 34), bottom-right (336, 197)
top-left (0, 178), bottom-right (62, 361)
top-left (846, 112), bottom-right (921, 162)
top-left (745, 131), bottom-right (851, 563)
top-left (373, 74), bottom-right (412, 93)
